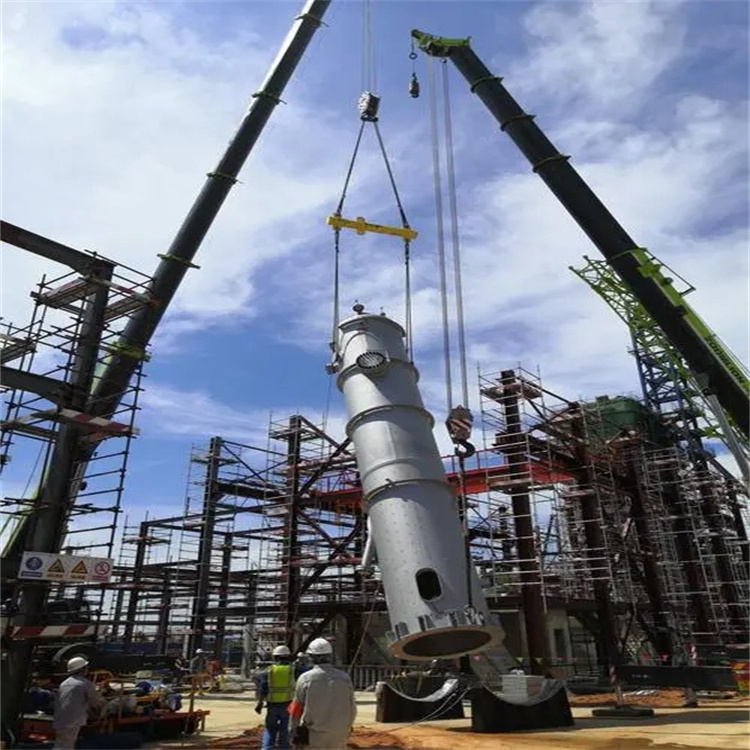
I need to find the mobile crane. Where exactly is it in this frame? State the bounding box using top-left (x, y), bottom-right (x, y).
top-left (411, 30), bottom-right (749, 441)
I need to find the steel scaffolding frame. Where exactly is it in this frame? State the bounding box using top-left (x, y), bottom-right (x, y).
top-left (1, 223), bottom-right (148, 639)
top-left (108, 420), bottom-right (378, 665)
top-left (109, 367), bottom-right (748, 672)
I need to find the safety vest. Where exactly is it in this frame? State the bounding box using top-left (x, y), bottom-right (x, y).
top-left (267, 664), bottom-right (295, 704)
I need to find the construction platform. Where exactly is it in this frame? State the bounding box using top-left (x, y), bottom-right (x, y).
top-left (147, 690), bottom-right (750, 750)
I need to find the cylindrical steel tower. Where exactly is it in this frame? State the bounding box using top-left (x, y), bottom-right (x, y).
top-left (335, 307), bottom-right (504, 660)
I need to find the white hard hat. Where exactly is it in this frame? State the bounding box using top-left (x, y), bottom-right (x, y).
top-left (296, 652), bottom-right (306, 658)
top-left (67, 656), bottom-right (89, 673)
top-left (195, 649), bottom-right (204, 654)
top-left (306, 638), bottom-right (333, 656)
top-left (272, 645), bottom-right (291, 657)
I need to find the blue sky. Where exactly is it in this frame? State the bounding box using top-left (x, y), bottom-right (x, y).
top-left (1, 0), bottom-right (748, 550)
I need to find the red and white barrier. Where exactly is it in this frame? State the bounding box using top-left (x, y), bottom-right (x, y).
top-left (8, 624), bottom-right (98, 640)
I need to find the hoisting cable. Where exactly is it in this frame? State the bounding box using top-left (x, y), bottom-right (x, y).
top-left (328, 0), bottom-right (417, 364)
top-left (424, 53), bottom-right (475, 610)
top-left (330, 120), bottom-right (368, 349)
top-left (427, 58), bottom-right (475, 460)
top-left (428, 56), bottom-right (453, 411)
top-left (442, 59), bottom-right (470, 411)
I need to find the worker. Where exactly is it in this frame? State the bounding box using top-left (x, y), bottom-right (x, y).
top-left (190, 648), bottom-right (207, 674)
top-left (190, 648), bottom-right (208, 690)
top-left (255, 645), bottom-right (299, 750)
top-left (288, 638), bottom-right (356, 750)
top-left (52, 657), bottom-right (104, 750)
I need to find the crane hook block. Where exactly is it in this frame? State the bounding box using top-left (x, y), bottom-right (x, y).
top-left (446, 405), bottom-right (474, 443)
top-left (454, 439), bottom-right (476, 460)
top-left (409, 73), bottom-right (420, 99)
top-left (358, 91), bottom-right (380, 121)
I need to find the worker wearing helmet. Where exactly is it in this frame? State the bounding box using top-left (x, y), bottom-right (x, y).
top-left (52, 657), bottom-right (105, 750)
top-left (294, 652), bottom-right (312, 675)
top-left (255, 644), bottom-right (301, 750)
top-left (190, 648), bottom-right (207, 674)
top-left (288, 638), bottom-right (356, 750)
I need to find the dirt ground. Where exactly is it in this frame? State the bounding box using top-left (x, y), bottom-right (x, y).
top-left (151, 691), bottom-right (750, 750)
top-left (568, 688), bottom-right (735, 708)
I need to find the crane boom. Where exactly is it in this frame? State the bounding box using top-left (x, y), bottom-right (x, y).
top-left (3, 0), bottom-right (331, 566)
top-left (412, 30), bottom-right (749, 439)
top-left (1, 1), bottom-right (331, 734)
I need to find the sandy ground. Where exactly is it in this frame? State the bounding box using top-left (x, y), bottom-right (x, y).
top-left (150, 690), bottom-right (750, 750)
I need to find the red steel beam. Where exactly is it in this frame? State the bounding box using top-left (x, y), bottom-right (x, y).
top-left (309, 459), bottom-right (574, 512)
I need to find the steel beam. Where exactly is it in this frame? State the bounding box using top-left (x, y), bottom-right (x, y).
top-left (0, 221), bottom-right (112, 275)
top-left (0, 367), bottom-right (70, 404)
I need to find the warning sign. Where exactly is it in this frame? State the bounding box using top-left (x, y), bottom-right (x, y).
top-left (70, 560), bottom-right (88, 579)
top-left (95, 561), bottom-right (110, 575)
top-left (18, 552), bottom-right (114, 584)
top-left (46, 559), bottom-right (66, 578)
top-left (90, 557), bottom-right (114, 583)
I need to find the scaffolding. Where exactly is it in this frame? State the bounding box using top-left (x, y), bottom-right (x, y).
top-left (108, 420), bottom-right (378, 665)
top-left (1, 224), bottom-right (149, 630)
top-left (110, 367), bottom-right (748, 673)
top-left (476, 365), bottom-right (748, 670)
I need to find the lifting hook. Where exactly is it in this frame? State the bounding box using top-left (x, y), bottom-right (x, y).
top-left (409, 72), bottom-right (420, 99)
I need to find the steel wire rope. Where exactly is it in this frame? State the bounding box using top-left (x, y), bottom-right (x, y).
top-left (346, 577), bottom-right (382, 679)
top-left (331, 121), bottom-right (367, 348)
top-left (428, 56), bottom-right (453, 411)
top-left (330, 88), bottom-right (416, 357)
top-left (385, 682), bottom-right (473, 731)
top-left (442, 59), bottom-right (470, 408)
top-left (371, 121), bottom-right (415, 359)
top-left (427, 58), bottom-right (476, 610)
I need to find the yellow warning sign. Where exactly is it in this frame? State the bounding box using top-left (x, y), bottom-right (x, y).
top-left (70, 560), bottom-right (88, 576)
top-left (47, 559), bottom-right (65, 574)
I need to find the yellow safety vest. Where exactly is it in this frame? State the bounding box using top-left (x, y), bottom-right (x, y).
top-left (267, 664), bottom-right (295, 704)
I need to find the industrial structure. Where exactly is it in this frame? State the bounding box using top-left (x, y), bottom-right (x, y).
top-left (1, 0), bottom-right (748, 745)
top-left (97, 363), bottom-right (748, 672)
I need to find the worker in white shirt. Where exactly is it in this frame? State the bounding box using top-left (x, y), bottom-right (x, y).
top-left (52, 657), bottom-right (104, 750)
top-left (288, 638), bottom-right (356, 750)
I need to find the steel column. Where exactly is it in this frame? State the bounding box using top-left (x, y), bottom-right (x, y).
top-left (569, 405), bottom-right (620, 673)
top-left (214, 533), bottom-right (234, 660)
top-left (190, 436), bottom-right (223, 654)
top-left (1, 263), bottom-right (112, 732)
top-left (122, 521), bottom-right (150, 650)
top-left (499, 370), bottom-right (549, 673)
top-left (283, 416), bottom-right (303, 646)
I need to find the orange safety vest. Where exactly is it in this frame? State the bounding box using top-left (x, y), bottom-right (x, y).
top-left (267, 664), bottom-right (295, 704)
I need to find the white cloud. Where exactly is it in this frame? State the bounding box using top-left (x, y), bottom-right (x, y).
top-left (2, 0), bottom-right (747, 527)
top-left (1, 1), bottom-right (355, 333)
top-left (511, 0), bottom-right (687, 108)
top-left (139, 381), bottom-right (349, 447)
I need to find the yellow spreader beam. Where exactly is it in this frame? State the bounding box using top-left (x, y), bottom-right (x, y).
top-left (327, 214), bottom-right (418, 241)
